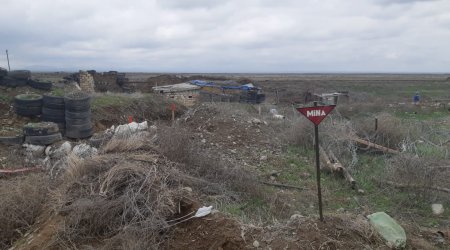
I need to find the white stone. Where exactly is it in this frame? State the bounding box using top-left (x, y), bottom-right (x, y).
top-left (432, 204), bottom-right (444, 215)
top-left (23, 144), bottom-right (46, 157)
top-left (290, 214), bottom-right (304, 220)
top-left (72, 144), bottom-right (98, 159)
top-left (114, 121), bottom-right (148, 136)
top-left (260, 155), bottom-right (268, 161)
top-left (252, 240), bottom-right (260, 248)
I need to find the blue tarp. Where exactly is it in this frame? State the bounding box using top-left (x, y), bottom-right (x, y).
top-left (190, 80), bottom-right (259, 91)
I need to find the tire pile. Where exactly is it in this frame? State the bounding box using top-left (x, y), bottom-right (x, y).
top-left (42, 94), bottom-right (66, 135)
top-left (23, 122), bottom-right (62, 145)
top-left (14, 94), bottom-right (43, 117)
top-left (28, 79), bottom-right (52, 90)
top-left (64, 92), bottom-right (93, 139)
top-left (0, 70), bottom-right (31, 88)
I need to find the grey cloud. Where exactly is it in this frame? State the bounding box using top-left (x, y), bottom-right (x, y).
top-left (156, 0), bottom-right (226, 9)
top-left (0, 0), bottom-right (449, 72)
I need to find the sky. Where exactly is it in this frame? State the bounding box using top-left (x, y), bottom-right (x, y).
top-left (0, 0), bottom-right (449, 73)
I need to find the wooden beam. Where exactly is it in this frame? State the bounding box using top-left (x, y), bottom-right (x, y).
top-left (319, 146), bottom-right (356, 189)
top-left (381, 180), bottom-right (449, 193)
top-left (350, 137), bottom-right (400, 154)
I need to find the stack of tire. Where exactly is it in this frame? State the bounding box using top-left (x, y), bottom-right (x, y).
top-left (0, 67), bottom-right (7, 82)
top-left (65, 92), bottom-right (93, 139)
top-left (1, 70), bottom-right (30, 88)
top-left (14, 94), bottom-right (43, 117)
top-left (42, 94), bottom-right (66, 135)
top-left (23, 122), bottom-right (62, 145)
top-left (28, 79), bottom-right (52, 91)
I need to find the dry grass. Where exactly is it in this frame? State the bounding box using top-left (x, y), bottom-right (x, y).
top-left (0, 174), bottom-right (49, 249)
top-left (281, 117), bottom-right (314, 149)
top-left (353, 112), bottom-right (414, 149)
top-left (101, 132), bottom-right (152, 153)
top-left (385, 154), bottom-right (438, 191)
top-left (50, 152), bottom-right (187, 248)
top-left (158, 124), bottom-right (264, 199)
top-left (47, 132), bottom-right (206, 248)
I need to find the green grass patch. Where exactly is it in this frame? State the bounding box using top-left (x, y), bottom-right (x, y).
top-left (0, 93), bottom-right (11, 102)
top-left (91, 94), bottom-right (137, 109)
top-left (394, 109), bottom-right (448, 121)
top-left (49, 88), bottom-right (65, 97)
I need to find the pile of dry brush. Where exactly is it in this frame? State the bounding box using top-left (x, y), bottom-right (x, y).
top-left (44, 126), bottom-right (265, 249)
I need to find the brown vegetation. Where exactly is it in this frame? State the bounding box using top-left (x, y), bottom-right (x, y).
top-left (0, 174), bottom-right (48, 249)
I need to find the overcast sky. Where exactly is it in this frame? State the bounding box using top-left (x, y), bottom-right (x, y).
top-left (1, 0), bottom-right (449, 73)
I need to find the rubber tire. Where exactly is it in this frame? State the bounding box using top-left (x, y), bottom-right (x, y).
top-left (65, 103), bottom-right (90, 112)
top-left (64, 94), bottom-right (91, 110)
top-left (15, 106), bottom-right (42, 116)
top-left (66, 127), bottom-right (93, 139)
top-left (23, 122), bottom-right (59, 136)
top-left (8, 70), bottom-right (31, 80)
top-left (43, 95), bottom-right (65, 108)
top-left (42, 107), bottom-right (65, 116)
top-left (14, 94), bottom-right (43, 107)
top-left (42, 114), bottom-right (66, 123)
top-left (1, 77), bottom-right (27, 87)
top-left (66, 123), bottom-right (92, 131)
top-left (29, 80), bottom-right (52, 90)
top-left (65, 117), bottom-right (91, 125)
top-left (0, 68), bottom-right (7, 78)
top-left (65, 110), bottom-right (91, 119)
top-left (25, 133), bottom-right (62, 145)
top-left (0, 136), bottom-right (24, 145)
top-left (43, 103), bottom-right (65, 110)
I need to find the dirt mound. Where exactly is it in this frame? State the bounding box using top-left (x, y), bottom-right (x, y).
top-left (166, 214), bottom-right (246, 249)
top-left (91, 93), bottom-right (186, 130)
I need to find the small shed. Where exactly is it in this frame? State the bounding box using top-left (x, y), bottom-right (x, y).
top-left (153, 82), bottom-right (201, 107)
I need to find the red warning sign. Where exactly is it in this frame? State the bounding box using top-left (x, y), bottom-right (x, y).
top-left (297, 105), bottom-right (335, 125)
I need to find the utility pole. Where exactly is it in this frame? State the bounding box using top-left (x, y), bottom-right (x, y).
top-left (6, 50), bottom-right (10, 71)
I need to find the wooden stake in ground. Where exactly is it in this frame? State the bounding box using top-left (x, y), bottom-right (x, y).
top-left (171, 103), bottom-right (176, 123)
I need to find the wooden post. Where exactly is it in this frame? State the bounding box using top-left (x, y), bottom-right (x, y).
top-left (275, 89), bottom-right (279, 105)
top-left (374, 118), bottom-right (378, 131)
top-left (6, 50), bottom-right (10, 71)
top-left (313, 101), bottom-right (324, 221)
top-left (171, 103), bottom-right (176, 124)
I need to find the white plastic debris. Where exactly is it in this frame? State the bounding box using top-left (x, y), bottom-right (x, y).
top-left (115, 121), bottom-right (148, 136)
top-left (273, 114), bottom-right (285, 119)
top-left (72, 143), bottom-right (98, 159)
top-left (194, 206), bottom-right (213, 218)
